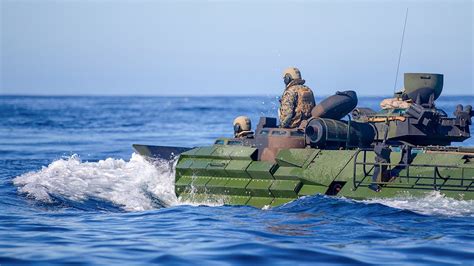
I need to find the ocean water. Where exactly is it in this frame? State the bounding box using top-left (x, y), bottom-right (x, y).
top-left (1, 95), bottom-right (474, 265)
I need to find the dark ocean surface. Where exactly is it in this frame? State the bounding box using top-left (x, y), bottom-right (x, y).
top-left (1, 95), bottom-right (474, 265)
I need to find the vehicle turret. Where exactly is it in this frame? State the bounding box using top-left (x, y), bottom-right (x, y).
top-left (352, 73), bottom-right (472, 146)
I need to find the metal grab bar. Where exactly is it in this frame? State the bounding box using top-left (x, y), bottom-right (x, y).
top-left (352, 149), bottom-right (472, 191)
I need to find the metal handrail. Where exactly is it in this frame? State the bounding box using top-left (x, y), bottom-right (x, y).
top-left (352, 149), bottom-right (472, 191)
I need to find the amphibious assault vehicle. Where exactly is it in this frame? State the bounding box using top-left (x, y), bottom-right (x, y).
top-left (134, 73), bottom-right (474, 207)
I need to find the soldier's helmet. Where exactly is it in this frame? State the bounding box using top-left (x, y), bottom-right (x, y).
top-left (282, 67), bottom-right (302, 86)
top-left (282, 67), bottom-right (302, 79)
top-left (233, 116), bottom-right (251, 136)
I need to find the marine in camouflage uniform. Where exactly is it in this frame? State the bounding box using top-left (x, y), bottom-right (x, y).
top-left (279, 67), bottom-right (316, 128)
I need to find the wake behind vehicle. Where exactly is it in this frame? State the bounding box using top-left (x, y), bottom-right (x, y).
top-left (134, 73), bottom-right (474, 207)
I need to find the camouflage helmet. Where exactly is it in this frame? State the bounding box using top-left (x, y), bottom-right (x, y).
top-left (282, 67), bottom-right (302, 80)
top-left (233, 116), bottom-right (251, 133)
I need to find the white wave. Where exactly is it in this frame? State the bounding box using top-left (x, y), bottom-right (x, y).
top-left (176, 178), bottom-right (226, 207)
top-left (362, 191), bottom-right (474, 217)
top-left (13, 153), bottom-right (178, 211)
top-left (177, 194), bottom-right (226, 207)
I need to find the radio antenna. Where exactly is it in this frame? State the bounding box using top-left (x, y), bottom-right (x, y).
top-left (393, 8), bottom-right (409, 93)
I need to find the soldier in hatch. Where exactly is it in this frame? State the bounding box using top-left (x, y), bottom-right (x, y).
top-left (233, 116), bottom-right (254, 138)
top-left (279, 67), bottom-right (316, 128)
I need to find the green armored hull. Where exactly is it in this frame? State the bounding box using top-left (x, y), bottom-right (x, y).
top-left (133, 73), bottom-right (474, 207)
top-left (134, 144), bottom-right (474, 208)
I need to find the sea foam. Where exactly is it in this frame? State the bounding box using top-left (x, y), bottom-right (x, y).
top-left (13, 153), bottom-right (178, 211)
top-left (363, 191), bottom-right (474, 217)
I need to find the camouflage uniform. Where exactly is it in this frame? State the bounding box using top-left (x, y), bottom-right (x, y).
top-left (380, 98), bottom-right (411, 109)
top-left (279, 68), bottom-right (315, 128)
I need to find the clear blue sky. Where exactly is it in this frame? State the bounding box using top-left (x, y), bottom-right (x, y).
top-left (1, 0), bottom-right (472, 96)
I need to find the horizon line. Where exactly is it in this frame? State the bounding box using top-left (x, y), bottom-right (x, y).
top-left (1, 93), bottom-right (473, 98)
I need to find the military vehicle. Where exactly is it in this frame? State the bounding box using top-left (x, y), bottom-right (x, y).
top-left (134, 73), bottom-right (474, 207)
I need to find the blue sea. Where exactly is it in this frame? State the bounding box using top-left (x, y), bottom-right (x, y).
top-left (1, 95), bottom-right (474, 265)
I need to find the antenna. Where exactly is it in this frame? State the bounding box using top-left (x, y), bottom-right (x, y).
top-left (393, 8), bottom-right (409, 93)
